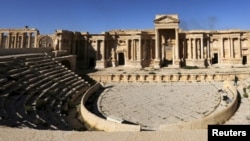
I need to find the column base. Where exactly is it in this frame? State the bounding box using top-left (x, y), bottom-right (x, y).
top-left (153, 59), bottom-right (161, 69)
top-left (111, 59), bottom-right (117, 67)
top-left (95, 60), bottom-right (107, 69)
top-left (173, 59), bottom-right (181, 66)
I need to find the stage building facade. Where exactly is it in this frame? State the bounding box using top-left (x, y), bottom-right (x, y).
top-left (1, 14), bottom-right (250, 69)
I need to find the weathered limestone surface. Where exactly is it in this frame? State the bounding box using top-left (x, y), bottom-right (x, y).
top-left (0, 128), bottom-right (207, 141)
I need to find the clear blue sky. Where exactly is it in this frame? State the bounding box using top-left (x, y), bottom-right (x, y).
top-left (1, 0), bottom-right (250, 34)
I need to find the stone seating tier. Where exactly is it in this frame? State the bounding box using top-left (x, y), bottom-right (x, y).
top-left (0, 53), bottom-right (90, 130)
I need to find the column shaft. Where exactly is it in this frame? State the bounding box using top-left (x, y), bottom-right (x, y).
top-left (175, 29), bottom-right (179, 59)
top-left (0, 33), bottom-right (2, 48)
top-left (7, 33), bottom-right (10, 48)
top-left (221, 38), bottom-right (224, 59)
top-left (230, 38), bottom-right (234, 58)
top-left (188, 38), bottom-right (191, 59)
top-left (201, 37), bottom-right (204, 59)
top-left (101, 40), bottom-right (105, 61)
top-left (207, 39), bottom-right (210, 58)
top-left (126, 39), bottom-right (129, 61)
top-left (59, 39), bottom-right (62, 51)
top-left (20, 33), bottom-right (24, 48)
top-left (133, 39), bottom-right (135, 60)
top-left (238, 37), bottom-right (242, 58)
top-left (28, 33), bottom-right (31, 48)
top-left (155, 29), bottom-right (159, 60)
top-left (193, 39), bottom-right (196, 59)
top-left (34, 32), bottom-right (37, 48)
top-left (14, 33), bottom-right (17, 48)
top-left (138, 38), bottom-right (141, 60)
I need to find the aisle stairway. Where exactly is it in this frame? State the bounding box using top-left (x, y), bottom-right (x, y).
top-left (224, 79), bottom-right (250, 124)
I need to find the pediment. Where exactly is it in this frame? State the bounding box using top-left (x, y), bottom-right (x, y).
top-left (154, 15), bottom-right (180, 24)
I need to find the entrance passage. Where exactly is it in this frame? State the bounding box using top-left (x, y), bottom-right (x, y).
top-left (118, 53), bottom-right (125, 65)
top-left (242, 56), bottom-right (247, 65)
top-left (212, 53), bottom-right (218, 64)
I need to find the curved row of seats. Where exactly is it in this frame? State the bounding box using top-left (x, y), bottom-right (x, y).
top-left (0, 53), bottom-right (90, 130)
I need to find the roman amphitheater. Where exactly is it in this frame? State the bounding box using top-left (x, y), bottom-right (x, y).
top-left (0, 14), bottom-right (250, 141)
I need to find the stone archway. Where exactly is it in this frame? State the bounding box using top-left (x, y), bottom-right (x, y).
top-left (39, 36), bottom-right (53, 48)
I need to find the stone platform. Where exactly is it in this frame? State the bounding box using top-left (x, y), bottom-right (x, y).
top-left (98, 82), bottom-right (223, 130)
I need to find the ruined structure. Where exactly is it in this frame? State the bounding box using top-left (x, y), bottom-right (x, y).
top-left (1, 14), bottom-right (250, 69)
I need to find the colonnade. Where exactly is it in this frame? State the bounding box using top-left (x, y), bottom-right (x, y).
top-left (221, 37), bottom-right (242, 59)
top-left (0, 31), bottom-right (37, 48)
top-left (184, 37), bottom-right (209, 60)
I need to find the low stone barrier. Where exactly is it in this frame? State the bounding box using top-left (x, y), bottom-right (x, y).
top-left (80, 83), bottom-right (141, 132)
top-left (0, 48), bottom-right (52, 55)
top-left (159, 81), bottom-right (238, 130)
top-left (89, 72), bottom-right (250, 83)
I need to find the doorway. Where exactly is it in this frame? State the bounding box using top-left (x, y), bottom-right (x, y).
top-left (212, 53), bottom-right (218, 64)
top-left (118, 53), bottom-right (125, 65)
top-left (242, 56), bottom-right (247, 65)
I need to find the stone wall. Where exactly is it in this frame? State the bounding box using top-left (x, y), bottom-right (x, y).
top-left (80, 83), bottom-right (141, 132)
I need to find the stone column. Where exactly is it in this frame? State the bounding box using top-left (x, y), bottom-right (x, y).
top-left (230, 38), bottom-right (234, 58)
top-left (197, 39), bottom-right (200, 59)
top-left (131, 39), bottom-right (134, 60)
top-left (14, 33), bottom-right (18, 48)
top-left (175, 28), bottom-right (179, 59)
top-left (16, 34), bottom-right (19, 48)
top-left (105, 40), bottom-right (108, 61)
top-left (220, 37), bottom-right (224, 64)
top-left (28, 32), bottom-right (32, 48)
top-left (182, 39), bottom-right (187, 59)
top-left (161, 43), bottom-right (165, 60)
top-left (188, 38), bottom-right (191, 59)
top-left (149, 39), bottom-right (152, 59)
top-left (207, 38), bottom-right (210, 58)
top-left (133, 39), bottom-right (136, 60)
top-left (238, 37), bottom-right (242, 58)
top-left (142, 39), bottom-right (145, 59)
top-left (96, 40), bottom-right (99, 60)
top-left (155, 29), bottom-right (160, 60)
top-left (101, 40), bottom-right (105, 61)
top-left (20, 33), bottom-right (24, 48)
top-left (0, 33), bottom-right (2, 48)
top-left (58, 39), bottom-right (62, 51)
top-left (7, 33), bottom-right (11, 48)
top-left (24, 33), bottom-right (28, 48)
top-left (138, 38), bottom-right (141, 60)
top-left (201, 37), bottom-right (204, 59)
top-left (34, 32), bottom-right (38, 48)
top-left (126, 39), bottom-right (129, 61)
top-left (129, 40), bottom-right (132, 60)
top-left (161, 34), bottom-right (165, 60)
top-left (192, 38), bottom-right (196, 59)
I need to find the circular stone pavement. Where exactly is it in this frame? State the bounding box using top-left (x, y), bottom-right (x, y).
top-left (98, 82), bottom-right (223, 130)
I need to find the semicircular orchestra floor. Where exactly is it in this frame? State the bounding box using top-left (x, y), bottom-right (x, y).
top-left (98, 82), bottom-right (223, 130)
